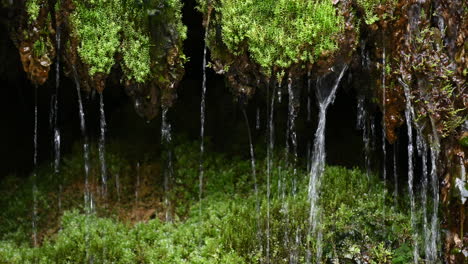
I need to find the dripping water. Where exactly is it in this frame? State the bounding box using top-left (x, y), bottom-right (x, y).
top-left (161, 106), bottom-right (173, 222)
top-left (72, 66), bottom-right (93, 263)
top-left (393, 143), bottom-right (398, 207)
top-left (265, 80), bottom-right (276, 264)
top-left (382, 46), bottom-right (387, 184)
top-left (428, 127), bottom-right (440, 262)
top-left (307, 65), bottom-right (347, 263)
top-left (54, 15), bottom-right (62, 211)
top-left (72, 66), bottom-right (93, 213)
top-left (135, 162), bottom-right (140, 204)
top-left (32, 84), bottom-right (38, 247)
top-left (199, 7), bottom-right (212, 239)
top-left (416, 128), bottom-right (430, 259)
top-left (241, 108), bottom-right (261, 251)
top-left (98, 93), bottom-right (107, 197)
top-left (256, 107), bottom-right (260, 130)
top-left (399, 77), bottom-right (419, 263)
top-left (357, 96), bottom-right (371, 179)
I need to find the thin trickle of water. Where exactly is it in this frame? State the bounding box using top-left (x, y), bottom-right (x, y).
top-left (287, 75), bottom-right (298, 174)
top-left (381, 46), bottom-right (387, 184)
top-left (199, 8), bottom-right (212, 237)
top-left (393, 143), bottom-right (398, 207)
top-left (135, 162), bottom-right (140, 204)
top-left (399, 77), bottom-right (418, 263)
top-left (161, 107), bottom-right (173, 222)
top-left (428, 128), bottom-right (440, 262)
top-left (32, 84), bottom-right (38, 247)
top-left (256, 107), bottom-right (260, 130)
top-left (266, 81), bottom-right (276, 264)
top-left (98, 93), bottom-right (107, 196)
top-left (357, 97), bottom-right (371, 178)
top-left (241, 109), bottom-right (261, 251)
top-left (116, 173), bottom-right (121, 202)
top-left (72, 66), bottom-right (93, 213)
top-left (307, 65), bottom-right (347, 263)
top-left (416, 130), bottom-right (430, 259)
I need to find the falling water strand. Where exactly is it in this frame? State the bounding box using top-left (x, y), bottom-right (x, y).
top-left (32, 84), bottom-right (38, 247)
top-left (428, 129), bottom-right (440, 262)
top-left (416, 130), bottom-right (430, 259)
top-left (161, 107), bottom-right (173, 222)
top-left (73, 66), bottom-right (93, 214)
top-left (266, 81), bottom-right (276, 264)
top-left (400, 77), bottom-right (419, 263)
top-left (393, 143), bottom-right (398, 207)
top-left (256, 107), bottom-right (260, 130)
top-left (307, 66), bottom-right (347, 263)
top-left (54, 18), bottom-right (62, 211)
top-left (135, 162), bottom-right (140, 204)
top-left (199, 7), bottom-right (212, 240)
top-left (98, 93), bottom-right (107, 197)
top-left (73, 68), bottom-right (93, 263)
top-left (241, 109), bottom-right (261, 248)
top-left (382, 46), bottom-right (387, 184)
top-left (287, 75), bottom-right (298, 175)
top-left (357, 97), bottom-right (371, 179)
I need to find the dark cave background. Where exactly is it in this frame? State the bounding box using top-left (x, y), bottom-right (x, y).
top-left (0, 0), bottom-right (415, 187)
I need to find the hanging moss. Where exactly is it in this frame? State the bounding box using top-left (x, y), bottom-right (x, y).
top-left (198, 0), bottom-right (345, 74)
top-left (68, 0), bottom-right (186, 86)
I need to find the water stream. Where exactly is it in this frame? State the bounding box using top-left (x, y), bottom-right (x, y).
top-left (381, 46), bottom-right (387, 184)
top-left (428, 127), bottom-right (440, 262)
top-left (307, 65), bottom-right (347, 263)
top-left (72, 66), bottom-right (93, 213)
top-left (265, 81), bottom-right (276, 264)
top-left (98, 93), bottom-right (107, 196)
top-left (199, 8), bottom-right (212, 239)
top-left (399, 77), bottom-right (418, 263)
top-left (32, 84), bottom-right (38, 247)
top-left (416, 128), bottom-right (430, 259)
top-left (161, 106), bottom-right (173, 222)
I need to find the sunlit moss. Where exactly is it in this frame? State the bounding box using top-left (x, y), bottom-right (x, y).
top-left (69, 0), bottom-right (186, 84)
top-left (25, 0), bottom-right (42, 23)
top-left (198, 0), bottom-right (344, 73)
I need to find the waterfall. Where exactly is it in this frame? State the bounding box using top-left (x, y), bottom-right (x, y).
top-left (32, 84), bottom-right (38, 247)
top-left (98, 93), bottom-right (107, 196)
top-left (393, 143), bottom-right (398, 207)
top-left (256, 107), bottom-right (260, 130)
top-left (72, 66), bottom-right (93, 213)
top-left (53, 21), bottom-right (61, 175)
top-left (381, 46), bottom-right (387, 184)
top-left (416, 129), bottom-right (430, 259)
top-left (428, 127), bottom-right (440, 262)
top-left (161, 106), bottom-right (173, 222)
top-left (135, 162), bottom-right (140, 204)
top-left (241, 108), bottom-right (261, 251)
top-left (307, 65), bottom-right (347, 263)
top-left (399, 77), bottom-right (418, 263)
top-left (287, 75), bottom-right (298, 175)
top-left (357, 96), bottom-right (371, 178)
top-left (199, 7), bottom-right (212, 236)
top-left (265, 80), bottom-right (276, 264)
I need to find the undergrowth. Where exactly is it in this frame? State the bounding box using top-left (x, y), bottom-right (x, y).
top-left (0, 139), bottom-right (417, 263)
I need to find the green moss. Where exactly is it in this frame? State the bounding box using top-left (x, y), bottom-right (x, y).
top-left (25, 0), bottom-right (42, 23)
top-left (199, 0), bottom-right (344, 74)
top-left (459, 136), bottom-right (468, 147)
top-left (69, 0), bottom-right (186, 83)
top-left (356, 0), bottom-right (396, 25)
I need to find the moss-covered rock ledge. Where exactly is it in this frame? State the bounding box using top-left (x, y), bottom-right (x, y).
top-left (7, 0), bottom-right (187, 119)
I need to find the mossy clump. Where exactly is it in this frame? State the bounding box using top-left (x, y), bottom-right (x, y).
top-left (0, 140), bottom-right (416, 263)
top-left (356, 0), bottom-right (397, 25)
top-left (198, 0), bottom-right (347, 77)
